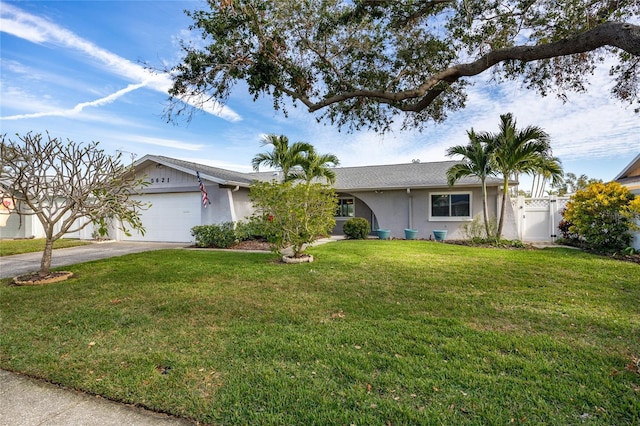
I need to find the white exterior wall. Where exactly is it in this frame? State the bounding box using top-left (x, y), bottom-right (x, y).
top-left (0, 212), bottom-right (45, 239)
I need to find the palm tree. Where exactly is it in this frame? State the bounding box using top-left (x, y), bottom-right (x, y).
top-left (446, 130), bottom-right (495, 238)
top-left (291, 148), bottom-right (340, 184)
top-left (530, 155), bottom-right (563, 197)
top-left (251, 134), bottom-right (313, 180)
top-left (481, 113), bottom-right (557, 239)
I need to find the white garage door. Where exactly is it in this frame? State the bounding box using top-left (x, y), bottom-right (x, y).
top-left (121, 193), bottom-right (201, 242)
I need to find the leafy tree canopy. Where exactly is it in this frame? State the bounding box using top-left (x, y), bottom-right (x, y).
top-left (168, 0), bottom-right (640, 132)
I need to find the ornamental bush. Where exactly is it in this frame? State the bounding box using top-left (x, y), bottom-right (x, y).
top-left (249, 181), bottom-right (337, 258)
top-left (562, 181), bottom-right (640, 252)
top-left (461, 214), bottom-right (497, 240)
top-left (191, 222), bottom-right (237, 248)
top-left (234, 217), bottom-right (268, 241)
top-left (342, 217), bottom-right (370, 239)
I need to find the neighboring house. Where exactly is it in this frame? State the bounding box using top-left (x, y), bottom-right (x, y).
top-left (0, 154), bottom-right (519, 243)
top-left (0, 198), bottom-right (96, 240)
top-left (614, 153), bottom-right (640, 249)
top-left (112, 155), bottom-right (517, 243)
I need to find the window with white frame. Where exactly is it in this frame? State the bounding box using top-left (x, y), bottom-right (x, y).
top-left (429, 192), bottom-right (472, 220)
top-left (336, 197), bottom-right (355, 217)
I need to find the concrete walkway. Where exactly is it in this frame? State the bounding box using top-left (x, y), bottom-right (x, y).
top-left (0, 370), bottom-right (193, 426)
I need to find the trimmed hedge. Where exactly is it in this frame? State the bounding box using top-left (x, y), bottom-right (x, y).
top-left (343, 217), bottom-right (370, 239)
top-left (191, 222), bottom-right (237, 248)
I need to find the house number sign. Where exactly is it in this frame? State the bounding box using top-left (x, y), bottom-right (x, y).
top-left (148, 177), bottom-right (170, 184)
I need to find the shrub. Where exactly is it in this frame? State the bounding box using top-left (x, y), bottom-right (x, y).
top-left (461, 214), bottom-right (497, 240)
top-left (235, 218), bottom-right (268, 241)
top-left (191, 222), bottom-right (237, 248)
top-left (562, 181), bottom-right (640, 253)
top-left (249, 181), bottom-right (337, 257)
top-left (342, 217), bottom-right (370, 239)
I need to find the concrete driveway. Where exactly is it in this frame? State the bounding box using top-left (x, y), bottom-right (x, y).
top-left (0, 241), bottom-right (186, 279)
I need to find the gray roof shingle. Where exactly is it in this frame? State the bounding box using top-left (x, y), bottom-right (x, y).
top-left (138, 155), bottom-right (505, 190)
top-left (331, 161), bottom-right (503, 190)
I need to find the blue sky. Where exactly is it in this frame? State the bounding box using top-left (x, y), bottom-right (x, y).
top-left (1, 0), bottom-right (638, 191)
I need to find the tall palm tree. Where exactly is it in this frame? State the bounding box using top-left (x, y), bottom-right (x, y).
top-left (481, 113), bottom-right (557, 239)
top-left (446, 130), bottom-right (495, 238)
top-left (251, 134), bottom-right (313, 180)
top-left (291, 148), bottom-right (340, 184)
top-left (530, 155), bottom-right (563, 197)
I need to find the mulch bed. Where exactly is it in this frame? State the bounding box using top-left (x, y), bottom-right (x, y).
top-left (228, 239), bottom-right (272, 251)
top-left (13, 271), bottom-right (74, 286)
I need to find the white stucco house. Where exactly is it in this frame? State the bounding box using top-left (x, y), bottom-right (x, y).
top-left (615, 153), bottom-right (640, 249)
top-left (0, 154), bottom-right (519, 243)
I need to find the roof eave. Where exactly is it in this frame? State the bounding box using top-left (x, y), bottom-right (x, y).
top-left (134, 155), bottom-right (251, 187)
top-left (614, 152), bottom-right (640, 181)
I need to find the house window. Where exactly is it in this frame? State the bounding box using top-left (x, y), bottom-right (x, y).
top-left (336, 198), bottom-right (355, 217)
top-left (430, 193), bottom-right (471, 220)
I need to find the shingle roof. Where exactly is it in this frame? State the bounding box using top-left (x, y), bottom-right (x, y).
top-left (137, 155), bottom-right (505, 190)
top-left (331, 161), bottom-right (503, 190)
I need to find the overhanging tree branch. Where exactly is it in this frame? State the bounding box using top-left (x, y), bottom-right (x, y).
top-left (306, 22), bottom-right (640, 113)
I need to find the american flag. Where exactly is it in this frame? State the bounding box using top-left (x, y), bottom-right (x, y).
top-left (196, 171), bottom-right (211, 208)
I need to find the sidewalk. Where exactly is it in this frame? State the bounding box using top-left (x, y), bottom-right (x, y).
top-left (0, 370), bottom-right (193, 426)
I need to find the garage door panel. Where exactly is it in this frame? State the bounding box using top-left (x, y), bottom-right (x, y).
top-left (122, 193), bottom-right (200, 242)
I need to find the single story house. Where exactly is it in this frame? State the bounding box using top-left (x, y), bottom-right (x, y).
top-left (614, 153), bottom-right (640, 249)
top-left (116, 155), bottom-right (518, 243)
top-left (0, 154), bottom-right (519, 243)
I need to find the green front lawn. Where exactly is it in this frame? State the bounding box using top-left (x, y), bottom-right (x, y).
top-left (0, 238), bottom-right (91, 256)
top-left (1, 241), bottom-right (638, 425)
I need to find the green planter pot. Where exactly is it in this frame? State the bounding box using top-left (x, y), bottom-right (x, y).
top-left (376, 229), bottom-right (391, 240)
top-left (404, 229), bottom-right (418, 240)
top-left (433, 230), bottom-right (447, 242)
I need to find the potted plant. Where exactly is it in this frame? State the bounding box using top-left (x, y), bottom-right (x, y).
top-left (404, 229), bottom-right (418, 240)
top-left (376, 229), bottom-right (391, 240)
top-left (433, 230), bottom-right (447, 242)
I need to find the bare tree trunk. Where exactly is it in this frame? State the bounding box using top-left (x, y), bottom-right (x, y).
top-left (40, 237), bottom-right (54, 276)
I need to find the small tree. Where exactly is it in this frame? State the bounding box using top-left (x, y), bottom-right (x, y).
top-left (0, 132), bottom-right (149, 276)
top-left (551, 172), bottom-right (601, 196)
top-left (249, 181), bottom-right (337, 258)
top-left (562, 181), bottom-right (640, 252)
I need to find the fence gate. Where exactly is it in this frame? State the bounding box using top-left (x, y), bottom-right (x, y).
top-left (515, 196), bottom-right (569, 243)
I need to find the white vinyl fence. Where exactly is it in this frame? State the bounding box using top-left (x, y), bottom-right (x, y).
top-left (513, 196), bottom-right (570, 243)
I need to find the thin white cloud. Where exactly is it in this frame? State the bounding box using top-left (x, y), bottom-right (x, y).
top-left (1, 82), bottom-right (147, 120)
top-left (133, 135), bottom-right (205, 151)
top-left (0, 3), bottom-right (241, 122)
